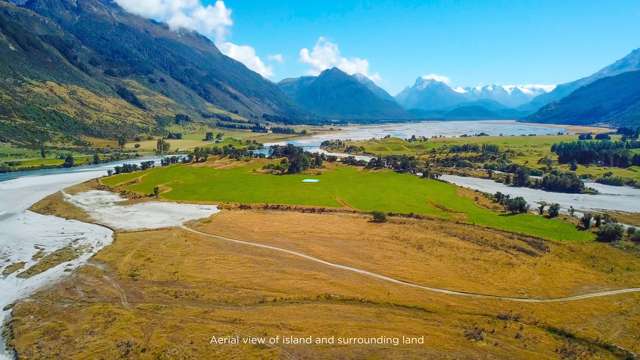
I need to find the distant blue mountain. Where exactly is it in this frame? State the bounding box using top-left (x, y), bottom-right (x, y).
top-left (278, 68), bottom-right (410, 121)
top-left (396, 77), bottom-right (467, 111)
top-left (396, 76), bottom-right (552, 118)
top-left (409, 99), bottom-right (527, 120)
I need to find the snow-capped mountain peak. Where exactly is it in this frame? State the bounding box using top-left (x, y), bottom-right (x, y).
top-left (461, 84), bottom-right (554, 107)
top-left (453, 86), bottom-right (467, 94)
top-left (414, 75), bottom-right (452, 90)
top-left (503, 84), bottom-right (557, 95)
top-left (420, 74), bottom-right (451, 84)
top-left (396, 76), bottom-right (556, 110)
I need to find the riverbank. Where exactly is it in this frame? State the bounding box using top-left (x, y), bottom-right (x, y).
top-left (0, 156), bottom-right (167, 359)
top-left (440, 174), bottom-right (640, 224)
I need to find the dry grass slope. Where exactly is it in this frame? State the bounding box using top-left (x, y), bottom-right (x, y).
top-left (12, 193), bottom-right (640, 359)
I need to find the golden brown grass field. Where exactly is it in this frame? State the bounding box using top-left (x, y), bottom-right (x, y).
top-left (8, 183), bottom-right (640, 359)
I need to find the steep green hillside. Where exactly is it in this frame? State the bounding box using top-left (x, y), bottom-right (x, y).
top-left (528, 70), bottom-right (640, 128)
top-left (522, 48), bottom-right (640, 112)
top-left (0, 0), bottom-right (307, 145)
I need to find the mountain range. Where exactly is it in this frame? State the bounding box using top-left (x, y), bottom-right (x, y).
top-left (278, 68), bottom-right (409, 121)
top-left (0, 0), bottom-right (639, 145)
top-left (0, 0), bottom-right (306, 145)
top-left (394, 47), bottom-right (640, 126)
top-left (396, 77), bottom-right (554, 112)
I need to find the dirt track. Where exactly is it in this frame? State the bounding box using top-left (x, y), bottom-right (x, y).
top-left (182, 225), bottom-right (640, 303)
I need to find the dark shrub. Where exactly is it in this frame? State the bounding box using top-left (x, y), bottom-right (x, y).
top-left (596, 223), bottom-right (624, 242)
top-left (579, 213), bottom-right (592, 230)
top-left (63, 155), bottom-right (74, 168)
top-left (513, 167), bottom-right (530, 187)
top-left (371, 211), bottom-right (387, 223)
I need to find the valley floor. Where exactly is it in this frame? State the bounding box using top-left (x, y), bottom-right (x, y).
top-left (7, 178), bottom-right (640, 359)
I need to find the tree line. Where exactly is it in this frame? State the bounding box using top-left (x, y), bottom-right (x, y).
top-left (108, 160), bottom-right (156, 176)
top-left (551, 140), bottom-right (640, 168)
top-left (264, 144), bottom-right (326, 174)
top-left (448, 143), bottom-right (499, 154)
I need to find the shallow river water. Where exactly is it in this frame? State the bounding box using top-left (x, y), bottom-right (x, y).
top-left (0, 159), bottom-right (162, 359)
top-left (269, 120), bottom-right (566, 153)
top-left (440, 175), bottom-right (640, 214)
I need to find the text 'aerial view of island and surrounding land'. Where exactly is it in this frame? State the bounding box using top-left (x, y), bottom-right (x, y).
top-left (2, 0), bottom-right (640, 358)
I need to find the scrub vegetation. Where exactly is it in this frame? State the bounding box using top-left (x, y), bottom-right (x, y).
top-left (324, 133), bottom-right (640, 185)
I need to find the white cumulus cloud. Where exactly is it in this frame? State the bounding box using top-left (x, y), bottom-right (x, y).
top-left (299, 37), bottom-right (381, 82)
top-left (115, 0), bottom-right (274, 78)
top-left (115, 0), bottom-right (232, 42)
top-left (218, 42), bottom-right (273, 78)
top-left (268, 54), bottom-right (285, 63)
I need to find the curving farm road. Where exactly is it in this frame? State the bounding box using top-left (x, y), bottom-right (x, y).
top-left (182, 226), bottom-right (640, 303)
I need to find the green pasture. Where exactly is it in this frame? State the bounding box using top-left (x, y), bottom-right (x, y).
top-left (103, 161), bottom-right (593, 242)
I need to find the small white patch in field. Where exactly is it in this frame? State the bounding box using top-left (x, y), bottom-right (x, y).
top-left (64, 190), bottom-right (219, 231)
top-left (302, 179), bottom-right (320, 183)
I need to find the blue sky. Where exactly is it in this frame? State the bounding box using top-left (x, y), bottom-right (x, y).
top-left (120, 0), bottom-right (640, 95)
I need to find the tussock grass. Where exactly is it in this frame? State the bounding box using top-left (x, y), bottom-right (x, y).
top-left (10, 211), bottom-right (640, 358)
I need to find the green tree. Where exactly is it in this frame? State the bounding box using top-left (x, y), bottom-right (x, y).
top-left (548, 203), bottom-right (560, 218)
top-left (540, 172), bottom-right (584, 193)
top-left (593, 214), bottom-right (603, 227)
top-left (539, 156), bottom-right (553, 171)
top-left (193, 147), bottom-right (209, 162)
top-left (580, 213), bottom-right (592, 230)
top-left (596, 223), bottom-right (624, 242)
top-left (505, 197), bottom-right (529, 214)
top-left (156, 139), bottom-right (170, 154)
top-left (513, 167), bottom-right (530, 187)
top-left (117, 135), bottom-right (127, 149)
top-left (569, 160), bottom-right (578, 171)
top-left (63, 155), bottom-right (74, 168)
